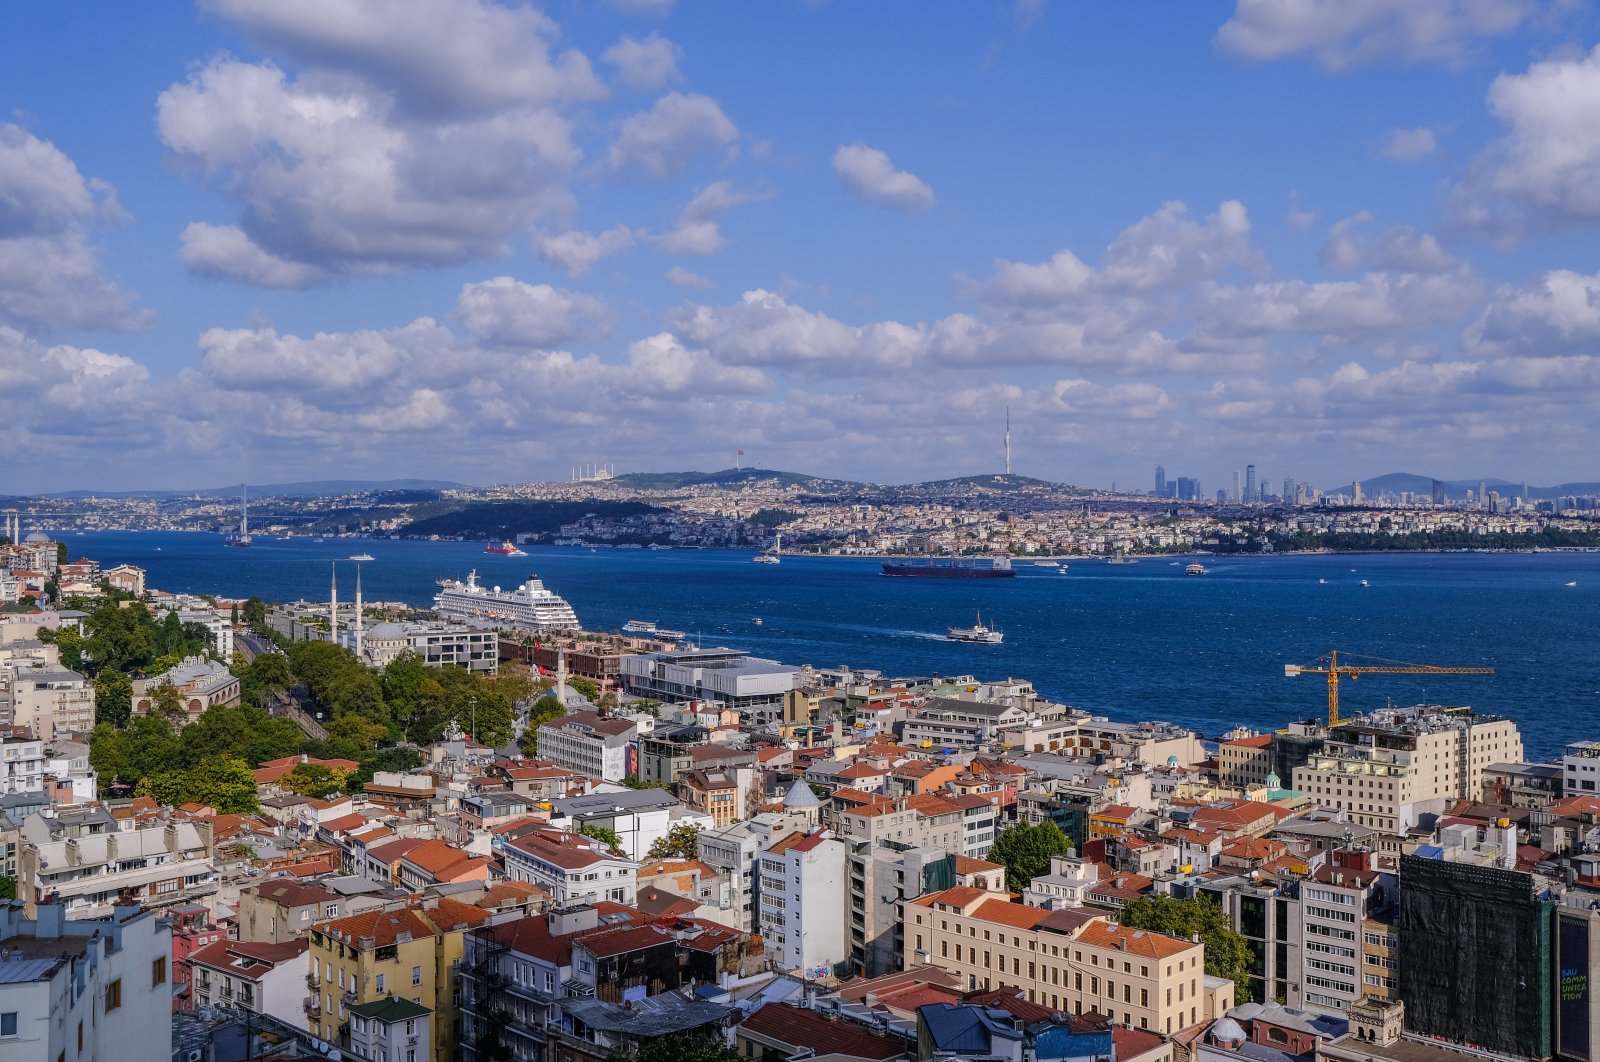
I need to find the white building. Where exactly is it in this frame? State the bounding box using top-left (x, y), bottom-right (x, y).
top-left (187, 938), bottom-right (310, 1030)
top-left (342, 620), bottom-right (499, 675)
top-left (536, 712), bottom-right (638, 782)
top-left (619, 647), bottom-right (800, 725)
top-left (545, 789), bottom-right (713, 862)
top-left (499, 828), bottom-right (638, 906)
top-left (348, 996), bottom-right (434, 1062)
top-left (176, 609), bottom-right (235, 659)
top-left (0, 727), bottom-right (46, 795)
top-left (7, 665), bottom-right (94, 741)
top-left (18, 813), bottom-right (218, 920)
top-left (757, 828), bottom-right (847, 978)
top-left (1022, 853), bottom-right (1100, 909)
top-left (0, 901), bottom-right (172, 1061)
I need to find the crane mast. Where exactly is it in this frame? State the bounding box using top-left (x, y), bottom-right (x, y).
top-left (1285, 649), bottom-right (1495, 727)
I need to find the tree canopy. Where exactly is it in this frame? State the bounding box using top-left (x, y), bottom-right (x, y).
top-left (610, 1031), bottom-right (740, 1062)
top-left (646, 823), bottom-right (704, 861)
top-left (1119, 894), bottom-right (1254, 1003)
top-left (986, 820), bottom-right (1071, 893)
top-left (143, 756), bottom-right (259, 814)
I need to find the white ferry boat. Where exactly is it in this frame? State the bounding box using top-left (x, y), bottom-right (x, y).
top-left (1186, 562), bottom-right (1206, 576)
top-left (622, 619), bottom-right (686, 642)
top-left (947, 611), bottom-right (1004, 644)
top-left (434, 569), bottom-right (578, 631)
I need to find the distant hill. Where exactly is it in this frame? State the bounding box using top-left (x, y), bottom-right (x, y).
top-left (46, 478), bottom-right (468, 500)
top-left (611, 467), bottom-right (860, 490)
top-left (900, 473), bottom-right (1066, 492)
top-left (1334, 473), bottom-right (1600, 500)
top-left (404, 499), bottom-right (663, 539)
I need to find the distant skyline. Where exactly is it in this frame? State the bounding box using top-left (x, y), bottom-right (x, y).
top-left (6, 2), bottom-right (1600, 493)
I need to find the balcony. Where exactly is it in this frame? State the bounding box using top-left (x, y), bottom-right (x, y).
top-left (343, 990), bottom-right (358, 1007)
top-left (306, 972), bottom-right (321, 989)
top-left (304, 996), bottom-right (322, 1016)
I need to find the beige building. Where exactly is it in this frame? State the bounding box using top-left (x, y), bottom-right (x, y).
top-left (905, 885), bottom-right (1231, 1034)
top-left (1218, 734), bottom-right (1274, 788)
top-left (1292, 706), bottom-right (1523, 838)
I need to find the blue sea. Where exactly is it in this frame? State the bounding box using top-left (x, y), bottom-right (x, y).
top-left (52, 531), bottom-right (1600, 759)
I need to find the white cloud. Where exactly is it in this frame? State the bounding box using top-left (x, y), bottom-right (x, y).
top-left (1465, 268), bottom-right (1600, 357)
top-left (606, 0), bottom-right (675, 14)
top-left (831, 142), bottom-right (936, 212)
top-left (533, 225), bottom-right (636, 277)
top-left (160, 1), bottom-right (599, 283)
top-left (0, 125), bottom-right (145, 334)
top-left (606, 92), bottom-right (739, 178)
top-left (198, 0), bottom-right (603, 116)
top-left (603, 33), bottom-right (682, 92)
top-left (1195, 271), bottom-right (1484, 344)
top-left (1215, 0), bottom-right (1531, 70)
top-left (180, 222), bottom-right (328, 288)
top-left (650, 181), bottom-right (759, 255)
top-left (625, 332), bottom-right (766, 394)
top-left (665, 265), bottom-right (714, 289)
top-left (1451, 45), bottom-right (1600, 240)
top-left (1382, 126), bottom-right (1438, 162)
top-left (671, 289), bottom-right (930, 373)
top-left (452, 276), bottom-right (611, 347)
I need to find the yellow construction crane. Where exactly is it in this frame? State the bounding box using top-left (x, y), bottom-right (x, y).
top-left (1284, 650), bottom-right (1495, 728)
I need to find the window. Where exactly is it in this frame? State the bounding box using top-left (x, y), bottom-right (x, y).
top-left (377, 974), bottom-right (386, 993)
top-left (0, 1012), bottom-right (15, 1037)
top-left (412, 966), bottom-right (423, 986)
top-left (106, 979), bottom-right (122, 1011)
top-left (406, 1020), bottom-right (416, 1035)
top-left (152, 957), bottom-right (167, 986)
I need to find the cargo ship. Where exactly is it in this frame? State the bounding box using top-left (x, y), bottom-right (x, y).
top-left (882, 553), bottom-right (1015, 578)
top-left (484, 540), bottom-right (527, 556)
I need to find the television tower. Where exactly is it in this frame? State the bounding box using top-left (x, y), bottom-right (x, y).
top-left (329, 561), bottom-right (338, 646)
top-left (1004, 408), bottom-right (1012, 476)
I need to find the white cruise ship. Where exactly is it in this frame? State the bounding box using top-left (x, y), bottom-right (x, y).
top-left (433, 569), bottom-right (579, 631)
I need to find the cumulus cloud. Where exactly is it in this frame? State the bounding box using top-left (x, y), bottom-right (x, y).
top-left (665, 265), bottom-right (714, 289)
top-left (1215, 0), bottom-right (1531, 70)
top-left (606, 92), bottom-right (739, 178)
top-left (0, 125), bottom-right (145, 334)
top-left (180, 222), bottom-right (328, 288)
top-left (650, 181), bottom-right (760, 255)
top-left (1450, 45), bottom-right (1600, 240)
top-left (832, 143), bottom-right (936, 212)
top-left (671, 289), bottom-right (930, 373)
top-left (1465, 268), bottom-right (1600, 357)
top-left (1382, 127), bottom-right (1438, 162)
top-left (533, 226), bottom-right (636, 277)
top-left (603, 33), bottom-right (682, 91)
top-left (452, 276), bottom-right (611, 347)
top-left (159, 0), bottom-right (604, 284)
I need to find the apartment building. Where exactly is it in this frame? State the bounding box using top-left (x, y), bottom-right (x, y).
top-left (7, 665), bottom-right (94, 741)
top-left (307, 898), bottom-right (491, 1062)
top-left (349, 997), bottom-right (434, 1062)
top-left (1294, 847), bottom-right (1395, 1015)
top-left (238, 878), bottom-right (388, 943)
top-left (500, 828), bottom-right (639, 906)
top-left (536, 712), bottom-right (639, 782)
top-left (695, 805), bottom-right (820, 934)
top-left (188, 938), bottom-right (308, 1029)
top-left (0, 901), bottom-right (172, 1062)
top-left (906, 886), bottom-right (1230, 1034)
top-left (1218, 735), bottom-right (1275, 788)
top-left (847, 844), bottom-right (958, 977)
top-left (619, 647), bottom-right (799, 725)
top-left (1292, 706), bottom-right (1524, 837)
top-left (0, 726), bottom-right (46, 795)
top-left (17, 813), bottom-right (217, 919)
top-left (546, 789), bottom-right (714, 861)
top-left (758, 828), bottom-right (847, 977)
top-left (680, 767), bottom-right (756, 827)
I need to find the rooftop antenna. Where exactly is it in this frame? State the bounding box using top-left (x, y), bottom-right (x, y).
top-left (1005, 408), bottom-right (1012, 476)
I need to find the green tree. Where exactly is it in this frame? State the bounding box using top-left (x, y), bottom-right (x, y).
top-left (987, 820), bottom-right (1072, 893)
top-left (242, 596), bottom-right (268, 630)
top-left (325, 712), bottom-right (388, 751)
top-left (157, 611), bottom-right (186, 657)
top-left (148, 681), bottom-right (188, 725)
top-left (579, 824), bottom-right (622, 851)
top-left (382, 653), bottom-right (432, 734)
top-left (93, 668), bottom-right (133, 728)
top-left (82, 600), bottom-right (158, 675)
top-left (234, 650), bottom-right (293, 707)
top-left (56, 542), bottom-right (68, 566)
top-left (0, 876), bottom-right (15, 900)
top-left (280, 762), bottom-right (351, 798)
top-left (621, 776), bottom-right (673, 792)
top-left (568, 676), bottom-right (599, 701)
top-left (610, 1031), bottom-right (741, 1062)
top-left (89, 715), bottom-right (181, 794)
top-left (326, 670), bottom-right (387, 722)
top-left (1120, 894), bottom-right (1254, 1003)
top-left (345, 746), bottom-right (423, 794)
top-left (146, 756), bottom-right (259, 814)
top-left (38, 624), bottom-right (85, 670)
top-left (646, 823), bottom-right (703, 861)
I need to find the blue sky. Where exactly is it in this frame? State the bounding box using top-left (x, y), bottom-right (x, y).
top-left (5, 0), bottom-right (1600, 492)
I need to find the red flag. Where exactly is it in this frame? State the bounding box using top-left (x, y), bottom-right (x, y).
top-left (736, 450), bottom-right (744, 455)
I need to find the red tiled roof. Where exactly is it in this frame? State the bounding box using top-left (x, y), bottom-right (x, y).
top-left (741, 1004), bottom-right (904, 1060)
top-left (249, 879), bottom-right (339, 908)
top-left (189, 938), bottom-right (308, 977)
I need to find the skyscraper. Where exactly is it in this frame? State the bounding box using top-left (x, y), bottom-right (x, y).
top-left (1154, 465), bottom-right (1166, 497)
top-left (1283, 477), bottom-right (1295, 504)
top-left (1245, 465), bottom-right (1257, 504)
top-left (1232, 470), bottom-right (1241, 503)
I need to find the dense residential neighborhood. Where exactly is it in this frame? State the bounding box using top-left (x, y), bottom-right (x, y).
top-left (1, 528), bottom-right (1598, 1062)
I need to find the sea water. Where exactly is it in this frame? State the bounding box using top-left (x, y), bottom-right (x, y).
top-left (56, 531), bottom-right (1600, 758)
